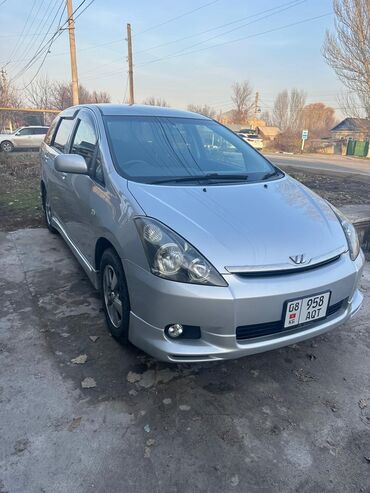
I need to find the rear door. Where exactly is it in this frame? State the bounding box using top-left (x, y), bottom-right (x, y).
top-left (47, 117), bottom-right (76, 226)
top-left (31, 127), bottom-right (48, 148)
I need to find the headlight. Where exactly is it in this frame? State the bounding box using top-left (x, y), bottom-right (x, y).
top-left (135, 217), bottom-right (227, 286)
top-left (330, 205), bottom-right (360, 260)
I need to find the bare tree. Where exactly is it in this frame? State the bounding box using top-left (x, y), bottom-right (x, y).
top-left (322, 0), bottom-right (370, 117)
top-left (25, 76), bottom-right (54, 109)
top-left (289, 88), bottom-right (306, 131)
top-left (90, 90), bottom-right (111, 103)
top-left (142, 97), bottom-right (170, 107)
top-left (300, 103), bottom-right (336, 135)
top-left (260, 111), bottom-right (273, 126)
top-left (272, 88), bottom-right (306, 131)
top-left (272, 90), bottom-right (289, 131)
top-left (338, 90), bottom-right (368, 118)
top-left (0, 69), bottom-right (22, 131)
top-left (187, 104), bottom-right (216, 118)
top-left (50, 82), bottom-right (111, 110)
top-left (231, 81), bottom-right (254, 123)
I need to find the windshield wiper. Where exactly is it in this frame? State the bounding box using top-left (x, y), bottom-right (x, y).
top-left (261, 170), bottom-right (279, 180)
top-left (151, 173), bottom-right (249, 184)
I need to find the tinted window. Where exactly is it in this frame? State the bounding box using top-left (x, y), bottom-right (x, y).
top-left (70, 116), bottom-right (97, 169)
top-left (32, 127), bottom-right (48, 135)
top-left (53, 119), bottom-right (74, 152)
top-left (17, 128), bottom-right (33, 136)
top-left (104, 116), bottom-right (277, 184)
top-left (44, 118), bottom-right (59, 145)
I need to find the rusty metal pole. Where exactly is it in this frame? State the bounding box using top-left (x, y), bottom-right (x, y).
top-left (127, 23), bottom-right (134, 104)
top-left (66, 0), bottom-right (79, 105)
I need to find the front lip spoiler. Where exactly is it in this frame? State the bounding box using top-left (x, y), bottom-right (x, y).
top-left (225, 246), bottom-right (348, 274)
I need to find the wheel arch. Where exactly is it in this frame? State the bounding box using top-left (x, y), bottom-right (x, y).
top-left (95, 237), bottom-right (121, 271)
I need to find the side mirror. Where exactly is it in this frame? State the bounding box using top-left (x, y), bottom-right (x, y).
top-left (55, 154), bottom-right (88, 174)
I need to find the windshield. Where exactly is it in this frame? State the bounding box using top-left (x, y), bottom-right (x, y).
top-left (104, 116), bottom-right (281, 185)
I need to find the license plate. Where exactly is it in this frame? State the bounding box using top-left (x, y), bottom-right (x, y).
top-left (284, 292), bottom-right (331, 328)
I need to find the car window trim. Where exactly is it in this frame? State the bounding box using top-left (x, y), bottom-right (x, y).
top-left (90, 149), bottom-right (106, 187)
top-left (51, 114), bottom-right (78, 153)
top-left (69, 109), bottom-right (104, 185)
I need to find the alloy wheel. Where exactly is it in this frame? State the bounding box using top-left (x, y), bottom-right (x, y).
top-left (1, 141), bottom-right (13, 152)
top-left (103, 264), bottom-right (123, 328)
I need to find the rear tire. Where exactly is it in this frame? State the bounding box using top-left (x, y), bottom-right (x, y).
top-left (100, 248), bottom-right (130, 345)
top-left (1, 141), bottom-right (14, 153)
top-left (42, 187), bottom-right (58, 234)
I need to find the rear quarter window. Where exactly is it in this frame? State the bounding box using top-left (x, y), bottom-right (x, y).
top-left (53, 118), bottom-right (75, 153)
top-left (33, 128), bottom-right (48, 135)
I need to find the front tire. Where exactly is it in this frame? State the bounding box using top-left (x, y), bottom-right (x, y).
top-left (1, 141), bottom-right (14, 153)
top-left (100, 248), bottom-right (130, 345)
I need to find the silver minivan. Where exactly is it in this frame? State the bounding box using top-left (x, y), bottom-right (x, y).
top-left (40, 104), bottom-right (364, 362)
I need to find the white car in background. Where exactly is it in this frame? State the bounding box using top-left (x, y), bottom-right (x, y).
top-left (238, 131), bottom-right (264, 151)
top-left (0, 126), bottom-right (49, 152)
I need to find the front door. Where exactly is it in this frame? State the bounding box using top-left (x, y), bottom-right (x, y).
top-left (63, 110), bottom-right (101, 264)
top-left (14, 127), bottom-right (33, 147)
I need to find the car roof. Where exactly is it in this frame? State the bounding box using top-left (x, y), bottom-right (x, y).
top-left (60, 103), bottom-right (210, 120)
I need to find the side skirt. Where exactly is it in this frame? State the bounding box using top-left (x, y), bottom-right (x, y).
top-left (52, 217), bottom-right (100, 290)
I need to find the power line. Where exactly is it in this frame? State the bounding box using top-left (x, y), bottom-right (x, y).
top-left (11, 0), bottom-right (67, 82)
top-left (3, 0), bottom-right (221, 65)
top-left (82, 12), bottom-right (331, 83)
top-left (5, 0), bottom-right (37, 65)
top-left (80, 0), bottom-right (306, 79)
top-left (137, 0), bottom-right (306, 65)
top-left (134, 0), bottom-right (305, 57)
top-left (134, 0), bottom-right (221, 36)
top-left (0, 31), bottom-right (53, 38)
top-left (12, 0), bottom-right (94, 86)
top-left (136, 12), bottom-right (332, 68)
top-left (15, 0), bottom-right (64, 73)
top-left (21, 2), bottom-right (67, 89)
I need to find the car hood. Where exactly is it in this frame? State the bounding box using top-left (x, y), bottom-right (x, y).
top-left (128, 176), bottom-right (347, 274)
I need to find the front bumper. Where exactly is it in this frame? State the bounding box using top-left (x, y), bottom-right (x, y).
top-left (124, 251), bottom-right (365, 362)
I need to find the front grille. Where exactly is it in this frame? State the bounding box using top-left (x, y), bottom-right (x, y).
top-left (236, 298), bottom-right (348, 341)
top-left (234, 255), bottom-right (341, 277)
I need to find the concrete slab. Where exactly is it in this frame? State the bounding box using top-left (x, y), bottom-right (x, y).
top-left (0, 229), bottom-right (369, 493)
top-left (341, 204), bottom-right (370, 225)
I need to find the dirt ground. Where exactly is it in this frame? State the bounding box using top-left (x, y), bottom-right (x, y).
top-left (0, 228), bottom-right (369, 492)
top-left (0, 151), bottom-right (43, 231)
top-left (0, 152), bottom-right (370, 232)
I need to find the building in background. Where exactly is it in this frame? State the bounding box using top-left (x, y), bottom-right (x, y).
top-left (331, 118), bottom-right (370, 141)
top-left (257, 126), bottom-right (281, 141)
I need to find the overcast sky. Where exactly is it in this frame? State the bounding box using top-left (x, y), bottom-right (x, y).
top-left (0, 0), bottom-right (344, 115)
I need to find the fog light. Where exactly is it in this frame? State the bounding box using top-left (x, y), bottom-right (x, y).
top-left (167, 323), bottom-right (183, 338)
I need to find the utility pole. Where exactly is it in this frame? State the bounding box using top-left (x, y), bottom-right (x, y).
top-left (66, 0), bottom-right (79, 105)
top-left (0, 68), bottom-right (12, 131)
top-left (254, 91), bottom-right (260, 118)
top-left (127, 23), bottom-right (134, 104)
